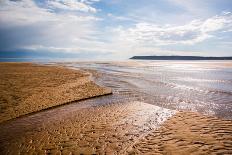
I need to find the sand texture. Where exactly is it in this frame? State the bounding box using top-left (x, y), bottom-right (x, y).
top-left (129, 111), bottom-right (232, 155)
top-left (0, 101), bottom-right (175, 154)
top-left (0, 63), bottom-right (111, 123)
top-left (0, 100), bottom-right (231, 154)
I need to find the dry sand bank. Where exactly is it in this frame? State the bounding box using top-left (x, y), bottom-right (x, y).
top-left (0, 63), bottom-right (111, 123)
top-left (129, 111), bottom-right (232, 155)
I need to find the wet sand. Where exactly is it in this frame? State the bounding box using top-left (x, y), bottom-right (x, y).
top-left (0, 101), bottom-right (231, 154)
top-left (129, 111), bottom-right (232, 155)
top-left (0, 101), bottom-right (175, 154)
top-left (0, 63), bottom-right (111, 123)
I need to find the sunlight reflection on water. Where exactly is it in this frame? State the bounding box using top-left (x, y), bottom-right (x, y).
top-left (63, 60), bottom-right (232, 119)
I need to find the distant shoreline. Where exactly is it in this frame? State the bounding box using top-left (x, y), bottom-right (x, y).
top-left (130, 56), bottom-right (232, 60)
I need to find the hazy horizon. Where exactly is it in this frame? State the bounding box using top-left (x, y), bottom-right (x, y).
top-left (0, 0), bottom-right (232, 60)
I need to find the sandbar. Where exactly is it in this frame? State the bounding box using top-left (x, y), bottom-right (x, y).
top-left (0, 63), bottom-right (111, 123)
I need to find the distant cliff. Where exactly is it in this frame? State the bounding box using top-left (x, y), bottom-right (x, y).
top-left (130, 56), bottom-right (232, 60)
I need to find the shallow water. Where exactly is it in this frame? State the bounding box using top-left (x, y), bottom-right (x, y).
top-left (62, 60), bottom-right (232, 119)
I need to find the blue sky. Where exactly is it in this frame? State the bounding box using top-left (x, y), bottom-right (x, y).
top-left (0, 0), bottom-right (232, 60)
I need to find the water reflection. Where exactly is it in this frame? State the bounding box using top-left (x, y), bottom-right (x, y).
top-left (62, 60), bottom-right (232, 119)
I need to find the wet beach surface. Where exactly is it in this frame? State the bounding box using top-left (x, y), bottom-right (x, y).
top-left (0, 60), bottom-right (232, 154)
top-left (130, 111), bottom-right (232, 155)
top-left (0, 101), bottom-right (175, 154)
top-left (64, 60), bottom-right (232, 119)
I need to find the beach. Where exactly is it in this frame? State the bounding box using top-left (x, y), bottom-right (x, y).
top-left (0, 63), bottom-right (111, 123)
top-left (1, 102), bottom-right (231, 154)
top-left (130, 111), bottom-right (232, 155)
top-left (0, 62), bottom-right (232, 154)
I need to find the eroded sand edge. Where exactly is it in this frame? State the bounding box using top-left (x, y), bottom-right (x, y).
top-left (0, 63), bottom-right (111, 123)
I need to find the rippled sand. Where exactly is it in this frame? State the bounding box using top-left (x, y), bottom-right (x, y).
top-left (0, 63), bottom-right (111, 123)
top-left (0, 101), bottom-right (231, 154)
top-left (130, 111), bottom-right (232, 155)
top-left (0, 101), bottom-right (175, 154)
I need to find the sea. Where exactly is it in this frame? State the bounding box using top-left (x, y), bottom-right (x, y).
top-left (52, 60), bottom-right (232, 119)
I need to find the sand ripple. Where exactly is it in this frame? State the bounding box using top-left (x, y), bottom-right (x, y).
top-left (0, 101), bottom-right (175, 154)
top-left (129, 111), bottom-right (232, 155)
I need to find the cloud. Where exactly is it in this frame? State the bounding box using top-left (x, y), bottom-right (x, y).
top-left (47, 0), bottom-right (98, 13)
top-left (0, 0), bottom-right (100, 27)
top-left (0, 0), bottom-right (101, 53)
top-left (116, 12), bottom-right (232, 46)
top-left (0, 0), bottom-right (51, 26)
top-left (202, 13), bottom-right (232, 32)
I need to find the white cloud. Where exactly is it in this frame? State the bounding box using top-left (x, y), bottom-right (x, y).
top-left (201, 14), bottom-right (232, 32)
top-left (47, 0), bottom-right (98, 13)
top-left (0, 0), bottom-right (101, 53)
top-left (0, 0), bottom-right (50, 25)
top-left (0, 0), bottom-right (100, 26)
top-left (115, 12), bottom-right (232, 46)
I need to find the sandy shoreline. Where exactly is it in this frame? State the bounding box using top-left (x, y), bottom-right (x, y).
top-left (0, 62), bottom-right (111, 123)
top-left (0, 101), bottom-right (231, 154)
top-left (0, 62), bottom-right (231, 154)
top-left (129, 111), bottom-right (232, 155)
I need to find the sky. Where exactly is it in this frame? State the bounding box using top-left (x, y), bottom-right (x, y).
top-left (0, 0), bottom-right (232, 60)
